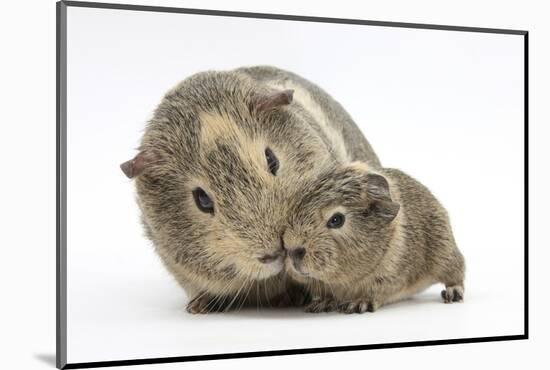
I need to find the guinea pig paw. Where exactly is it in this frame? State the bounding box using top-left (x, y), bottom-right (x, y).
top-left (304, 297), bottom-right (338, 313)
top-left (186, 294), bottom-right (224, 314)
top-left (441, 285), bottom-right (464, 303)
top-left (337, 300), bottom-right (378, 314)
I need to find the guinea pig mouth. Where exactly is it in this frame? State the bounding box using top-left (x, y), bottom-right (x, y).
top-left (256, 251), bottom-right (285, 278)
top-left (284, 258), bottom-right (310, 277)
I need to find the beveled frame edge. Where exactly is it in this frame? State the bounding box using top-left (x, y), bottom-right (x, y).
top-left (57, 1), bottom-right (68, 369)
top-left (61, 335), bottom-right (526, 369)
top-left (56, 1), bottom-right (529, 369)
top-left (62, 0), bottom-right (528, 34)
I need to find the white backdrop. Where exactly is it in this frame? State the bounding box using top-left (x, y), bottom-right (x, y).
top-left (1, 0), bottom-right (546, 370)
top-left (65, 5), bottom-right (524, 364)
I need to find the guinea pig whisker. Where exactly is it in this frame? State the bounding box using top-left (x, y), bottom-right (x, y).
top-left (205, 289), bottom-right (230, 314)
top-left (235, 276), bottom-right (252, 310)
top-left (255, 281), bottom-right (260, 312)
top-left (263, 278), bottom-right (272, 308)
top-left (201, 282), bottom-right (231, 313)
top-left (189, 288), bottom-right (214, 311)
top-left (225, 277), bottom-right (250, 312)
top-left (241, 278), bottom-right (256, 311)
top-left (202, 273), bottom-right (245, 313)
top-left (237, 279), bottom-right (255, 312)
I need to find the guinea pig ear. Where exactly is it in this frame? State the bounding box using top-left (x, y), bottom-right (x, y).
top-left (120, 151), bottom-right (158, 179)
top-left (251, 89), bottom-right (294, 113)
top-left (365, 173), bottom-right (400, 222)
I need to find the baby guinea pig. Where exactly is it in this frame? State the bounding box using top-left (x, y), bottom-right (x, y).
top-left (282, 162), bottom-right (465, 313)
top-left (120, 66), bottom-right (381, 313)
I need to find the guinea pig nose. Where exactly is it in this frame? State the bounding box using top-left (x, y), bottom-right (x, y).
top-left (288, 247), bottom-right (306, 260)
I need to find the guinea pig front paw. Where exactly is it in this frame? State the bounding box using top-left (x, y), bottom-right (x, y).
top-left (186, 293), bottom-right (227, 314)
top-left (441, 285), bottom-right (464, 303)
top-left (337, 300), bottom-right (378, 314)
top-left (304, 297), bottom-right (338, 313)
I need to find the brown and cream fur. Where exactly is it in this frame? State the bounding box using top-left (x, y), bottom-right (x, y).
top-left (120, 66), bottom-right (380, 313)
top-left (282, 162), bottom-right (465, 313)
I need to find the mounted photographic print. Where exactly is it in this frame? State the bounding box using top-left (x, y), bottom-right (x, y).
top-left (56, 1), bottom-right (528, 368)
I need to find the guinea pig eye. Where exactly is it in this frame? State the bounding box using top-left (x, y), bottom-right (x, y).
top-left (192, 187), bottom-right (214, 214)
top-left (327, 212), bottom-right (345, 229)
top-left (265, 147), bottom-right (279, 175)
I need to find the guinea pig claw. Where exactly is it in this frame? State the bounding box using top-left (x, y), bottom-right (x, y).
top-left (335, 300), bottom-right (377, 314)
top-left (441, 285), bottom-right (464, 303)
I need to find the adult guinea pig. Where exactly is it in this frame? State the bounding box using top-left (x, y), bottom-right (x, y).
top-left (282, 162), bottom-right (466, 313)
top-left (120, 66), bottom-right (380, 313)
